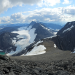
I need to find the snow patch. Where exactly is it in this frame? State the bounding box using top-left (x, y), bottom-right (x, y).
top-left (63, 25), bottom-right (74, 33)
top-left (41, 25), bottom-right (50, 31)
top-left (44, 35), bottom-right (57, 39)
top-left (72, 48), bottom-right (75, 53)
top-left (53, 32), bottom-right (57, 35)
top-left (12, 39), bottom-right (16, 44)
top-left (34, 41), bottom-right (43, 46)
top-left (22, 45), bottom-right (46, 56)
top-left (54, 44), bottom-right (56, 48)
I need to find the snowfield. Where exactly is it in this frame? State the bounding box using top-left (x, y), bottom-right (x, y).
top-left (22, 45), bottom-right (46, 56)
top-left (21, 40), bottom-right (46, 56)
top-left (7, 25), bottom-right (37, 56)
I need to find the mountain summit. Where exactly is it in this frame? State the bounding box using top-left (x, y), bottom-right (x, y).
top-left (27, 21), bottom-right (54, 41)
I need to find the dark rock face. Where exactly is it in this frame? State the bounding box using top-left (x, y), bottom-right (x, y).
top-left (52, 21), bottom-right (75, 51)
top-left (0, 55), bottom-right (22, 75)
top-left (30, 22), bottom-right (54, 41)
top-left (0, 55), bottom-right (75, 75)
top-left (0, 32), bottom-right (18, 53)
top-left (57, 21), bottom-right (75, 36)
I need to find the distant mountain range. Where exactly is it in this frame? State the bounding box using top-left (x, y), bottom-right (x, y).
top-left (15, 21), bottom-right (75, 56)
top-left (0, 21), bottom-right (59, 56)
top-left (0, 21), bottom-right (74, 56)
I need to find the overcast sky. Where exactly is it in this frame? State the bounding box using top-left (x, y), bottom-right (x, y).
top-left (0, 0), bottom-right (75, 25)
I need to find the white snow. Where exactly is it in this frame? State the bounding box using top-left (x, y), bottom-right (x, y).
top-left (72, 48), bottom-right (75, 53)
top-left (44, 35), bottom-right (57, 39)
top-left (22, 45), bottom-right (46, 56)
top-left (21, 40), bottom-right (46, 56)
top-left (7, 26), bottom-right (37, 56)
top-left (41, 25), bottom-right (50, 31)
top-left (63, 25), bottom-right (74, 33)
top-left (13, 38), bottom-right (16, 40)
top-left (54, 44), bottom-right (56, 48)
top-left (34, 41), bottom-right (43, 46)
top-left (29, 28), bottom-right (37, 43)
top-left (12, 39), bottom-right (16, 44)
top-left (53, 32), bottom-right (57, 35)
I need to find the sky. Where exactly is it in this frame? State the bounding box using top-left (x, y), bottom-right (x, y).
top-left (0, 0), bottom-right (75, 25)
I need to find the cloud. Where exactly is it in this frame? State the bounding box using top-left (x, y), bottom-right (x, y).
top-left (37, 0), bottom-right (60, 7)
top-left (1, 6), bottom-right (75, 24)
top-left (62, 0), bottom-right (70, 4)
top-left (63, 5), bottom-right (75, 15)
top-left (43, 0), bottom-right (60, 6)
top-left (0, 0), bottom-right (61, 14)
top-left (0, 0), bottom-right (42, 14)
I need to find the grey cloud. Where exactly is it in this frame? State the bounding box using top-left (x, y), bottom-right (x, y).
top-left (10, 0), bottom-right (41, 5)
top-left (64, 9), bottom-right (75, 15)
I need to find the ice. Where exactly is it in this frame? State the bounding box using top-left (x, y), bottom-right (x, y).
top-left (29, 28), bottom-right (37, 43)
top-left (22, 45), bottom-right (46, 56)
top-left (7, 26), bottom-right (37, 56)
top-left (7, 39), bottom-right (30, 56)
top-left (63, 25), bottom-right (74, 33)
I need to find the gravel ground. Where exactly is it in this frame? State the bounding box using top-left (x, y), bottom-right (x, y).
top-left (0, 53), bottom-right (75, 75)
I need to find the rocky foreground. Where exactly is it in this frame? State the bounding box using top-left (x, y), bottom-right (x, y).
top-left (0, 55), bottom-right (75, 75)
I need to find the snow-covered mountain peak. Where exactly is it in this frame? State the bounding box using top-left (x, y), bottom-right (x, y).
top-left (57, 21), bottom-right (75, 36)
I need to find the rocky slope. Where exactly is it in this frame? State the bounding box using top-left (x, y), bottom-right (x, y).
top-left (0, 55), bottom-right (75, 75)
top-left (0, 32), bottom-right (18, 53)
top-left (52, 21), bottom-right (75, 52)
